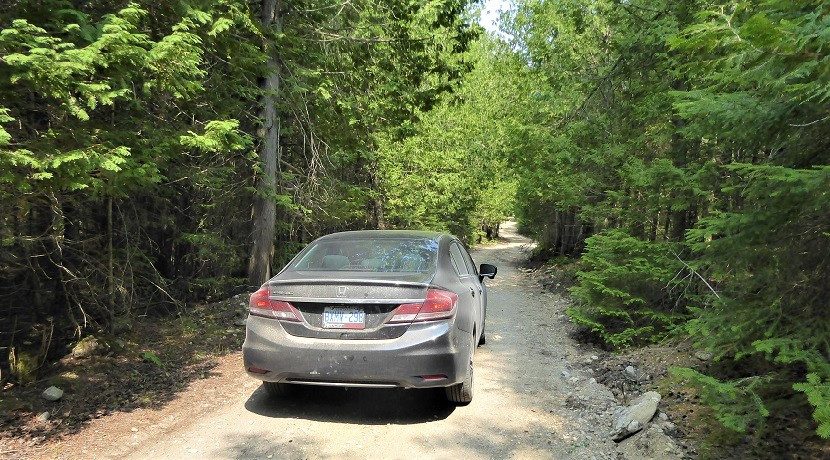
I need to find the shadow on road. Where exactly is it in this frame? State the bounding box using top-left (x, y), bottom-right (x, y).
top-left (244, 384), bottom-right (455, 425)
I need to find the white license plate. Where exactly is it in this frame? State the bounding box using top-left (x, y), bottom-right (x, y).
top-left (322, 307), bottom-right (366, 329)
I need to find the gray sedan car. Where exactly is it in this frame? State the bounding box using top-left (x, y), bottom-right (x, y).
top-left (242, 230), bottom-right (496, 404)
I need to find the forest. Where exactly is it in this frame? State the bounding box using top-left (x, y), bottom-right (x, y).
top-left (1, 0), bottom-right (828, 444)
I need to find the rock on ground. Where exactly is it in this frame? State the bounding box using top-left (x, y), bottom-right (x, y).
top-left (617, 422), bottom-right (683, 459)
top-left (624, 365), bottom-right (637, 379)
top-left (694, 350), bottom-right (713, 361)
top-left (611, 391), bottom-right (661, 440)
top-left (42, 386), bottom-right (64, 401)
top-left (71, 336), bottom-right (102, 359)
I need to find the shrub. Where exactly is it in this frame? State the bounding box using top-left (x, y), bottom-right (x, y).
top-left (568, 230), bottom-right (687, 348)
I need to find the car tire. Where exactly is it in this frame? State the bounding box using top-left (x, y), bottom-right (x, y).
top-left (263, 381), bottom-right (292, 398)
top-left (478, 331), bottom-right (486, 346)
top-left (446, 336), bottom-right (474, 405)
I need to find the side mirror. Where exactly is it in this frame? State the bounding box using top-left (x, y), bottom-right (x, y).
top-left (479, 263), bottom-right (497, 281)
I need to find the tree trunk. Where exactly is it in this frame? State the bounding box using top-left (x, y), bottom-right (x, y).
top-left (547, 210), bottom-right (561, 252)
top-left (107, 196), bottom-right (114, 332)
top-left (649, 212), bottom-right (658, 241)
top-left (559, 211), bottom-right (571, 255)
top-left (670, 210), bottom-right (687, 241)
top-left (369, 169), bottom-right (386, 229)
top-left (248, 0), bottom-right (282, 288)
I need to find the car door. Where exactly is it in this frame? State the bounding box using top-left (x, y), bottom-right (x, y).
top-left (458, 244), bottom-right (486, 333)
top-left (449, 241), bottom-right (481, 336)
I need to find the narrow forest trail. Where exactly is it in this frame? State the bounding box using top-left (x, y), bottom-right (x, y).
top-left (43, 223), bottom-right (645, 459)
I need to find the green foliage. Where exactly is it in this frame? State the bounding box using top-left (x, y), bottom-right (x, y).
top-left (569, 230), bottom-right (685, 348)
top-left (671, 367), bottom-right (770, 434)
top-left (685, 164), bottom-right (830, 358)
top-left (683, 164), bottom-right (830, 436)
top-left (794, 371), bottom-right (830, 439)
top-left (141, 351), bottom-right (163, 367)
top-left (9, 349), bottom-right (39, 385)
top-left (377, 38), bottom-right (515, 242)
top-left (179, 120), bottom-right (251, 153)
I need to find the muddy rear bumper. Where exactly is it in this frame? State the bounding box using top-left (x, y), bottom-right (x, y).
top-left (242, 315), bottom-right (468, 388)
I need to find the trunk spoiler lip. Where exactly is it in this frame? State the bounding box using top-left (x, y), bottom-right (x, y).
top-left (267, 278), bottom-right (432, 288)
top-left (266, 278), bottom-right (433, 304)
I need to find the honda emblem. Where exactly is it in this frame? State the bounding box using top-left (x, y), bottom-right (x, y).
top-left (337, 286), bottom-right (347, 297)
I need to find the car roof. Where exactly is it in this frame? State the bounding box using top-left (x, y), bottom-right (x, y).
top-left (315, 230), bottom-right (447, 242)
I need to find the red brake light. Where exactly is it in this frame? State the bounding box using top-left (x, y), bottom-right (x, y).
top-left (388, 288), bottom-right (458, 324)
top-left (249, 287), bottom-right (302, 322)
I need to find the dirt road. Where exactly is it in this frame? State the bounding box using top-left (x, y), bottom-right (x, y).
top-left (46, 222), bottom-right (626, 459)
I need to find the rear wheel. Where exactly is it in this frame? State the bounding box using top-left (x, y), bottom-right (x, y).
top-left (263, 381), bottom-right (292, 398)
top-left (478, 331), bottom-right (486, 346)
top-left (446, 335), bottom-right (474, 405)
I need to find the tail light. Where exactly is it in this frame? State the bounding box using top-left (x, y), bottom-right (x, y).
top-left (249, 287), bottom-right (302, 322)
top-left (388, 288), bottom-right (458, 324)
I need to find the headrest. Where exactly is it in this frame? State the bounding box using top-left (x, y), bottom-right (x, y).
top-left (322, 255), bottom-right (349, 269)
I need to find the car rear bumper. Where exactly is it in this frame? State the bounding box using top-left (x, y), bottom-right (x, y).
top-left (242, 315), bottom-right (468, 389)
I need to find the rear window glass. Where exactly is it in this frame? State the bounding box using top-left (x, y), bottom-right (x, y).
top-left (449, 243), bottom-right (469, 276)
top-left (290, 238), bottom-right (438, 273)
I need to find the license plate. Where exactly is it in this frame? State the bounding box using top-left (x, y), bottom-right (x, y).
top-left (322, 307), bottom-right (365, 329)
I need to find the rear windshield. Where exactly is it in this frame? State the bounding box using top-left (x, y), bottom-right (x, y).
top-left (291, 238), bottom-right (438, 273)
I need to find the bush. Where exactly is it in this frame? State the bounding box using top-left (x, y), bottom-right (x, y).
top-left (568, 230), bottom-right (687, 348)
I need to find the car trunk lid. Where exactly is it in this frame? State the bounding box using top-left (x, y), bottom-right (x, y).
top-left (266, 272), bottom-right (432, 340)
